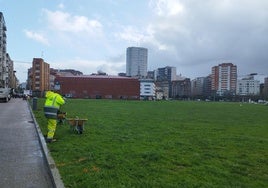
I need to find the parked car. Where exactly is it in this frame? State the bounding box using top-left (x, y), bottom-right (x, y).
top-left (0, 88), bottom-right (11, 102)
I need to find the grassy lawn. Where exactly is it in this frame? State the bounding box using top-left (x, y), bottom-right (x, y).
top-left (33, 99), bottom-right (268, 188)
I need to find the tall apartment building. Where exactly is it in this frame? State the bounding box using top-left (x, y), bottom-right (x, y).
top-left (211, 63), bottom-right (237, 96)
top-left (191, 76), bottom-right (213, 98)
top-left (29, 58), bottom-right (50, 96)
top-left (156, 66), bottom-right (176, 81)
top-left (156, 66), bottom-right (177, 98)
top-left (126, 47), bottom-right (148, 78)
top-left (203, 75), bottom-right (212, 98)
top-left (6, 53), bottom-right (17, 88)
top-left (191, 77), bottom-right (205, 96)
top-left (0, 12), bottom-right (16, 88)
top-left (0, 12), bottom-right (8, 87)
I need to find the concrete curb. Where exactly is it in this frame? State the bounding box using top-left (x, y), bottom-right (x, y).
top-left (28, 101), bottom-right (65, 188)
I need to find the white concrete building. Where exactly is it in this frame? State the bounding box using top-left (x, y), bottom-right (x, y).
top-left (237, 78), bottom-right (260, 95)
top-left (140, 79), bottom-right (155, 100)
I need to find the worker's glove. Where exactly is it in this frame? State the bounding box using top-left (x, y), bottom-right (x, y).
top-left (63, 97), bottom-right (67, 103)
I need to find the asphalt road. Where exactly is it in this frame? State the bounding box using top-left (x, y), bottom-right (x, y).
top-left (0, 98), bottom-right (55, 188)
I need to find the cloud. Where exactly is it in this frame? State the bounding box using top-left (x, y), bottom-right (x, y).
top-left (58, 3), bottom-right (65, 9)
top-left (42, 9), bottom-right (103, 35)
top-left (52, 58), bottom-right (125, 76)
top-left (37, 9), bottom-right (109, 60)
top-left (143, 0), bottom-right (268, 77)
top-left (150, 0), bottom-right (184, 17)
top-left (114, 25), bottom-right (147, 44)
top-left (24, 30), bottom-right (50, 46)
top-left (23, 1), bottom-right (268, 79)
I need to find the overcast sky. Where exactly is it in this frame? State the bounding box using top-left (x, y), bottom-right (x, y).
top-left (1, 0), bottom-right (268, 83)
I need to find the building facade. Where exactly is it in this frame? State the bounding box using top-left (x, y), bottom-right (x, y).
top-left (191, 76), bottom-right (212, 99)
top-left (29, 58), bottom-right (50, 96)
top-left (262, 77), bottom-right (268, 98)
top-left (155, 80), bottom-right (169, 100)
top-left (236, 75), bottom-right (260, 96)
top-left (0, 12), bottom-right (17, 88)
top-left (156, 66), bottom-right (177, 98)
top-left (55, 75), bottom-right (140, 100)
top-left (6, 53), bottom-right (17, 88)
top-left (191, 77), bottom-right (205, 97)
top-left (211, 63), bottom-right (237, 96)
top-left (50, 68), bottom-right (83, 90)
top-left (0, 12), bottom-right (8, 88)
top-left (203, 75), bottom-right (212, 98)
top-left (156, 66), bottom-right (176, 82)
top-left (171, 78), bottom-right (191, 99)
top-left (126, 47), bottom-right (148, 78)
top-left (140, 78), bottom-right (155, 100)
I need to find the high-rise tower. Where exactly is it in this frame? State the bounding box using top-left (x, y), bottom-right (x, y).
top-left (211, 63), bottom-right (237, 96)
top-left (126, 47), bottom-right (148, 78)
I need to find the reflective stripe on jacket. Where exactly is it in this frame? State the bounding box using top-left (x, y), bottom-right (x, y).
top-left (44, 91), bottom-right (65, 119)
top-left (44, 106), bottom-right (58, 119)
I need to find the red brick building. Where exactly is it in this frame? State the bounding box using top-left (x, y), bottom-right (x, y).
top-left (54, 75), bottom-right (140, 99)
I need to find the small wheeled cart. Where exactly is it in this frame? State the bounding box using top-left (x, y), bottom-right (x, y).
top-left (57, 111), bottom-right (67, 124)
top-left (66, 117), bottom-right (88, 134)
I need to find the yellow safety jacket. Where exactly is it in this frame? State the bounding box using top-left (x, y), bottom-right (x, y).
top-left (44, 91), bottom-right (65, 119)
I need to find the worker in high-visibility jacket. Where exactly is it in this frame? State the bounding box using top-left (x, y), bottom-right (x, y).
top-left (44, 91), bottom-right (65, 143)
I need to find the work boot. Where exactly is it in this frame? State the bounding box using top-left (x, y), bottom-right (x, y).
top-left (46, 138), bottom-right (57, 143)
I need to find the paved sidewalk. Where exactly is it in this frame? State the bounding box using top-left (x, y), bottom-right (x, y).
top-left (0, 98), bottom-right (64, 188)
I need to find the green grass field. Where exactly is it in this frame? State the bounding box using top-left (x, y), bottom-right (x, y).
top-left (33, 99), bottom-right (268, 188)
